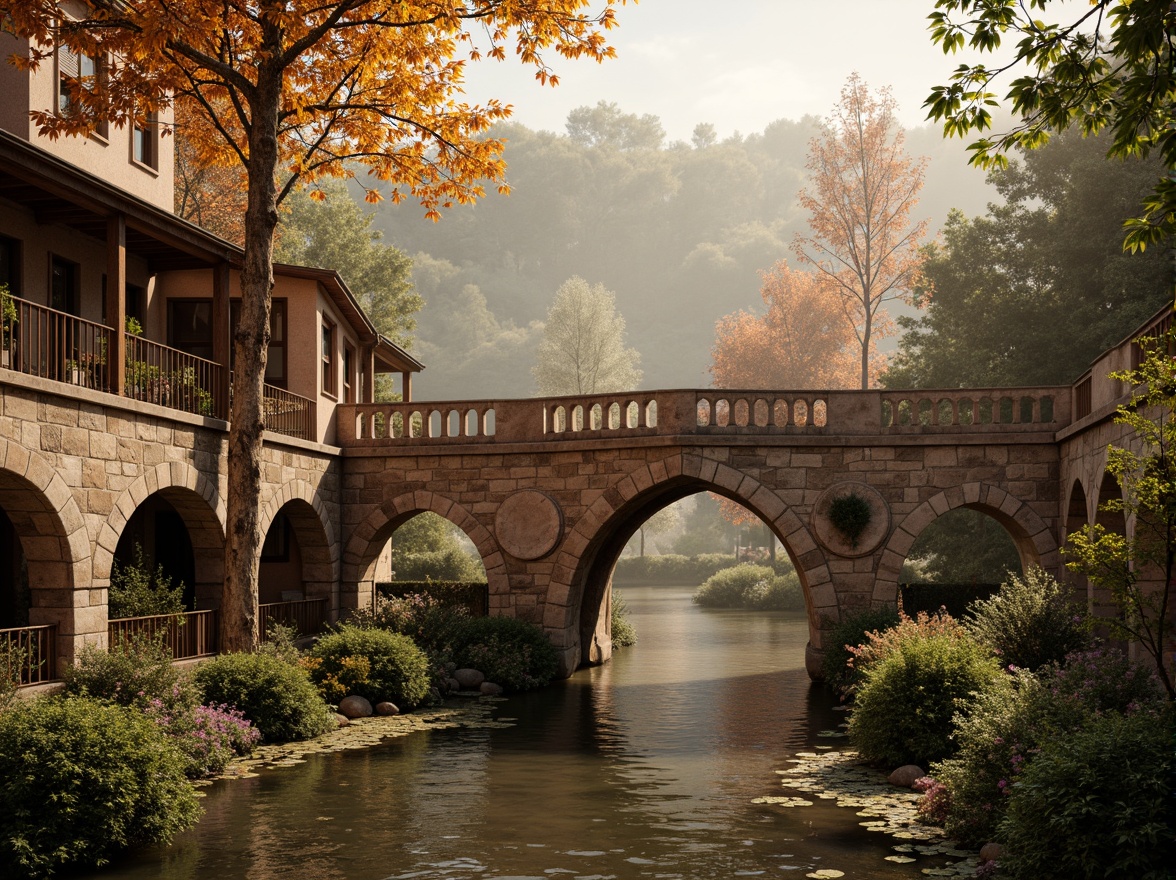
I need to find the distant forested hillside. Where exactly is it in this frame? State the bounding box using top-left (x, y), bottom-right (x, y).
top-left (365, 104), bottom-right (993, 399)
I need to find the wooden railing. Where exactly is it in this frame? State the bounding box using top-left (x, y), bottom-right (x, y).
top-left (125, 334), bottom-right (226, 419)
top-left (1, 624), bottom-right (57, 686)
top-left (2, 295), bottom-right (114, 392)
top-left (108, 610), bottom-right (219, 661)
top-left (259, 597), bottom-right (328, 639)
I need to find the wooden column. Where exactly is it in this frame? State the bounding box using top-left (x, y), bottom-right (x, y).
top-left (401, 370), bottom-right (412, 403)
top-left (105, 214), bottom-right (126, 396)
top-left (212, 261), bottom-right (231, 419)
top-left (361, 345), bottom-right (374, 403)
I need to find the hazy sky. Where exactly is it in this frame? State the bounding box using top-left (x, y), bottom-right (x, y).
top-left (464, 1), bottom-right (975, 142)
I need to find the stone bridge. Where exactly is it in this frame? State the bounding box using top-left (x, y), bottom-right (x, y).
top-left (337, 386), bottom-right (1075, 678)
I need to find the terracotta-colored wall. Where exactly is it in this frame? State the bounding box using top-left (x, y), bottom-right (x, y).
top-left (1, 9), bottom-right (175, 213)
top-left (154, 269), bottom-right (364, 446)
top-left (0, 194), bottom-right (151, 321)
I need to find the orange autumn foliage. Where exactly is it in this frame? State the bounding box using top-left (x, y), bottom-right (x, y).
top-left (794, 73), bottom-right (928, 390)
top-left (0, 0), bottom-right (628, 653)
top-left (710, 260), bottom-right (859, 390)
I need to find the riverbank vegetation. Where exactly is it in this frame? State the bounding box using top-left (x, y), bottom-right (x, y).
top-left (692, 563), bottom-right (804, 611)
top-left (0, 589), bottom-right (558, 877)
top-left (826, 568), bottom-right (1174, 878)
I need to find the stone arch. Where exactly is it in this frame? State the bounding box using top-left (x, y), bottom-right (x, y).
top-left (0, 438), bottom-right (92, 663)
top-left (544, 451), bottom-right (831, 678)
top-left (1061, 477), bottom-right (1090, 603)
top-left (1089, 471), bottom-right (1127, 617)
top-left (99, 462), bottom-right (225, 610)
top-left (258, 481), bottom-right (339, 616)
top-left (342, 490), bottom-right (506, 618)
top-left (873, 482), bottom-right (1057, 606)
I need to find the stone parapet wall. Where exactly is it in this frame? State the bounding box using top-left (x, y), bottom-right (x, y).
top-left (340, 433), bottom-right (1062, 678)
top-left (0, 371), bottom-right (342, 663)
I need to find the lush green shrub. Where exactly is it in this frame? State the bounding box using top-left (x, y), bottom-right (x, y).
top-left (194, 652), bottom-right (336, 743)
top-left (693, 563), bottom-right (775, 608)
top-left (848, 632), bottom-right (1002, 767)
top-left (964, 566), bottom-right (1089, 671)
top-left (744, 572), bottom-right (804, 611)
top-left (355, 592), bottom-right (472, 673)
top-left (63, 631), bottom-right (197, 713)
top-left (611, 590), bottom-right (637, 647)
top-left (451, 616), bottom-right (559, 691)
top-left (612, 553), bottom-right (737, 585)
top-left (820, 606), bottom-right (901, 696)
top-left (999, 711), bottom-right (1175, 880)
top-left (308, 625), bottom-right (431, 707)
top-left (932, 648), bottom-right (1168, 846)
top-left (392, 546), bottom-right (485, 582)
top-left (108, 543), bottom-right (186, 619)
top-left (0, 696), bottom-right (200, 876)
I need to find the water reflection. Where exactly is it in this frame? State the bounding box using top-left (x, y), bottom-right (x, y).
top-left (95, 586), bottom-right (923, 880)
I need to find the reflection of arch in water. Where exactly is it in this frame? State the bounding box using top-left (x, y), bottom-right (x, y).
top-left (0, 439), bottom-right (92, 659)
top-left (546, 452), bottom-right (831, 677)
top-left (874, 483), bottom-right (1057, 607)
top-left (101, 463), bottom-right (225, 610)
top-left (258, 482), bottom-right (339, 613)
top-left (342, 491), bottom-right (504, 617)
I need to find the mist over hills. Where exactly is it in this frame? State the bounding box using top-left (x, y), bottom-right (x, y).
top-left (367, 106), bottom-right (995, 400)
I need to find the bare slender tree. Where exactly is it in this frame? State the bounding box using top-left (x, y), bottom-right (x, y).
top-left (533, 277), bottom-right (642, 398)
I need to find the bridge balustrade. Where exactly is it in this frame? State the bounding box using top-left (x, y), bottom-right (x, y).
top-left (337, 386), bottom-right (1073, 447)
top-left (877, 389), bottom-right (1068, 432)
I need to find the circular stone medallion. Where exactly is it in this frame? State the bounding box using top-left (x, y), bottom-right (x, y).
top-left (811, 482), bottom-right (890, 558)
top-left (494, 490), bottom-right (563, 560)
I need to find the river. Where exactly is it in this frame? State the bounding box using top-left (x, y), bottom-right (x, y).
top-left (97, 586), bottom-right (939, 880)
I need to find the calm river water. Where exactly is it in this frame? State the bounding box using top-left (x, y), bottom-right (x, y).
top-left (98, 586), bottom-right (932, 880)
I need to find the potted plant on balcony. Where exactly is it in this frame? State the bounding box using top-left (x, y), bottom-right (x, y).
top-left (0, 283), bottom-right (16, 369)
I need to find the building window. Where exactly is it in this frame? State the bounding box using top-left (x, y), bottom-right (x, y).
top-left (57, 42), bottom-right (107, 137)
top-left (132, 111), bottom-right (157, 169)
top-left (226, 299), bottom-right (287, 386)
top-left (321, 320), bottom-right (336, 396)
top-left (168, 299), bottom-right (213, 360)
top-left (343, 344), bottom-right (355, 403)
top-left (49, 255), bottom-right (79, 316)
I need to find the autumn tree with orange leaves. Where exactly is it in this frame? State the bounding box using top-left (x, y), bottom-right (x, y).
top-left (1, 0), bottom-right (627, 651)
top-left (710, 260), bottom-right (858, 390)
top-left (794, 74), bottom-right (928, 390)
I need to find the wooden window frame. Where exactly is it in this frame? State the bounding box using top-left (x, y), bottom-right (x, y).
top-left (343, 343), bottom-right (355, 403)
top-left (321, 319), bottom-right (336, 397)
top-left (57, 40), bottom-right (107, 139)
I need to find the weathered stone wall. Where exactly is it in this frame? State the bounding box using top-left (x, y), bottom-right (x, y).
top-left (0, 372), bottom-right (342, 663)
top-left (340, 433), bottom-right (1062, 677)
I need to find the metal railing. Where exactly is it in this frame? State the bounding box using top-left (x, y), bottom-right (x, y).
top-left (125, 334), bottom-right (226, 419)
top-left (108, 609), bottom-right (219, 661)
top-left (1, 624), bottom-right (58, 686)
top-left (2, 295), bottom-right (113, 392)
top-left (259, 597), bottom-right (328, 639)
top-left (262, 384), bottom-right (315, 441)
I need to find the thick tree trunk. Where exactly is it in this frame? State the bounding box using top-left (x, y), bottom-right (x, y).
top-left (220, 74), bottom-right (280, 653)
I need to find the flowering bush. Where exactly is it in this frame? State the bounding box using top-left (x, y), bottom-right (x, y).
top-left (848, 609), bottom-right (967, 675)
top-left (145, 700), bottom-right (260, 778)
top-left (931, 648), bottom-right (1167, 846)
top-left (308, 625), bottom-right (431, 708)
top-left (999, 711), bottom-right (1175, 879)
top-left (820, 606), bottom-right (901, 696)
top-left (63, 631), bottom-right (198, 713)
top-left (353, 592), bottom-right (471, 662)
top-left (913, 776), bottom-right (951, 825)
top-left (848, 631), bottom-right (1003, 766)
top-left (194, 652), bottom-right (336, 743)
top-left (0, 696), bottom-right (199, 876)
